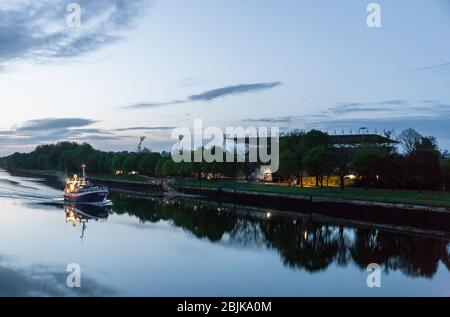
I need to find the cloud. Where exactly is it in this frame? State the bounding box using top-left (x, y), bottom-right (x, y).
top-left (188, 82), bottom-right (282, 102)
top-left (127, 100), bottom-right (186, 109)
top-left (371, 100), bottom-right (408, 106)
top-left (411, 62), bottom-right (450, 72)
top-left (323, 100), bottom-right (450, 121)
top-left (0, 118), bottom-right (175, 154)
top-left (125, 82), bottom-right (282, 109)
top-left (0, 0), bottom-right (150, 70)
top-left (330, 106), bottom-right (393, 115)
top-left (69, 128), bottom-right (113, 135)
top-left (114, 126), bottom-right (175, 132)
top-left (0, 117), bottom-right (116, 147)
top-left (247, 99), bottom-right (450, 150)
top-left (327, 100), bottom-right (412, 115)
top-left (0, 256), bottom-right (115, 296)
top-left (14, 118), bottom-right (98, 132)
top-left (242, 116), bottom-right (299, 124)
top-left (242, 100), bottom-right (424, 125)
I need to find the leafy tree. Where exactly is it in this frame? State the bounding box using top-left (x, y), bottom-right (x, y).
top-left (138, 152), bottom-right (162, 176)
top-left (303, 146), bottom-right (334, 187)
top-left (351, 146), bottom-right (385, 190)
top-left (123, 155), bottom-right (139, 173)
top-left (111, 152), bottom-right (128, 173)
top-left (303, 130), bottom-right (331, 151)
top-left (378, 153), bottom-right (406, 192)
top-left (415, 137), bottom-right (439, 153)
top-left (333, 150), bottom-right (352, 190)
top-left (279, 131), bottom-right (306, 186)
top-left (155, 156), bottom-right (171, 177)
top-left (161, 159), bottom-right (177, 177)
top-left (408, 149), bottom-right (442, 191)
top-left (278, 150), bottom-right (298, 184)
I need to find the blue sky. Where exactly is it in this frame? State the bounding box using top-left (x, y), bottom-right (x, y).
top-left (0, 0), bottom-right (449, 155)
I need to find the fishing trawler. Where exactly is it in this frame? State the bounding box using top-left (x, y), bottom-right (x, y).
top-left (64, 164), bottom-right (109, 204)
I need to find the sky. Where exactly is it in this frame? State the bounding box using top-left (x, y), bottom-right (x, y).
top-left (0, 0), bottom-right (449, 156)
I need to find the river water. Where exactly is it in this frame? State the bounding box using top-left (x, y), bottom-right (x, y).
top-left (0, 169), bottom-right (448, 296)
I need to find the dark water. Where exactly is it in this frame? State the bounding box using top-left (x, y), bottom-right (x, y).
top-left (0, 169), bottom-right (448, 296)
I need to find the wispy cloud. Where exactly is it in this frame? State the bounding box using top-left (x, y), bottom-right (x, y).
top-left (13, 118), bottom-right (98, 132)
top-left (0, 117), bottom-right (115, 146)
top-left (244, 99), bottom-right (450, 150)
top-left (411, 62), bottom-right (450, 72)
top-left (125, 82), bottom-right (282, 109)
top-left (127, 100), bottom-right (186, 109)
top-left (0, 118), bottom-right (177, 153)
top-left (371, 100), bottom-right (408, 106)
top-left (114, 126), bottom-right (175, 132)
top-left (0, 0), bottom-right (150, 70)
top-left (330, 106), bottom-right (393, 115)
top-left (242, 116), bottom-right (299, 124)
top-left (188, 82), bottom-right (282, 102)
top-left (328, 100), bottom-right (412, 116)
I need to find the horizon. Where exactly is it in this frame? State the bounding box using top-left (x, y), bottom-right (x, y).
top-left (1, 0), bottom-right (449, 156)
top-left (0, 127), bottom-right (427, 158)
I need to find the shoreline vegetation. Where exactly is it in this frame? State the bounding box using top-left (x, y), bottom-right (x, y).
top-left (4, 168), bottom-right (450, 210)
top-left (1, 127), bottom-right (450, 210)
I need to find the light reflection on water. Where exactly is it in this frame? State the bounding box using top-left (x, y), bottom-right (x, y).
top-left (0, 169), bottom-right (449, 296)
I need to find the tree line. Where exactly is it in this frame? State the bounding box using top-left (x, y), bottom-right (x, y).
top-left (1, 128), bottom-right (450, 191)
top-left (278, 129), bottom-right (450, 191)
top-left (0, 142), bottom-right (162, 176)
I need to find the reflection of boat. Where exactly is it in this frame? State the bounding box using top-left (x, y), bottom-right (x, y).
top-left (64, 204), bottom-right (109, 239)
top-left (64, 164), bottom-right (109, 203)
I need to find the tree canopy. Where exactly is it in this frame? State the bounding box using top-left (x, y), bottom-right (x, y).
top-left (1, 127), bottom-right (449, 192)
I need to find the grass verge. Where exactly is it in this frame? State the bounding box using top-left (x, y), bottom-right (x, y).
top-left (184, 179), bottom-right (450, 207)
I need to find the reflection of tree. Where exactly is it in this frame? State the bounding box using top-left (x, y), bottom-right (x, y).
top-left (156, 203), bottom-right (237, 242)
top-left (260, 219), bottom-right (344, 272)
top-left (351, 229), bottom-right (449, 278)
top-left (110, 195), bottom-right (236, 242)
top-left (336, 228), bottom-right (352, 267)
top-left (228, 218), bottom-right (265, 246)
top-left (111, 195), bottom-right (161, 223)
top-left (109, 194), bottom-right (450, 278)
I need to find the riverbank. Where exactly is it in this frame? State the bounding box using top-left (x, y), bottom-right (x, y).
top-left (182, 180), bottom-right (450, 210)
top-left (5, 168), bottom-right (450, 211)
top-left (177, 185), bottom-right (450, 235)
top-left (4, 168), bottom-right (450, 235)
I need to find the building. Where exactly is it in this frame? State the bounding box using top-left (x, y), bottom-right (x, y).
top-left (329, 134), bottom-right (399, 148)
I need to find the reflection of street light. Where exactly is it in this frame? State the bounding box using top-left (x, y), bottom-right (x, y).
top-left (266, 212), bottom-right (272, 219)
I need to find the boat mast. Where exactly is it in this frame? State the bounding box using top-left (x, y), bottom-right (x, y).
top-left (81, 164), bottom-right (86, 179)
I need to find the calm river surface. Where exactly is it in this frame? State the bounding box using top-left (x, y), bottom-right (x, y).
top-left (0, 169), bottom-right (448, 296)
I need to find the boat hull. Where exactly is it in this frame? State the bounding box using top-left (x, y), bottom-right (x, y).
top-left (64, 191), bottom-right (109, 203)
